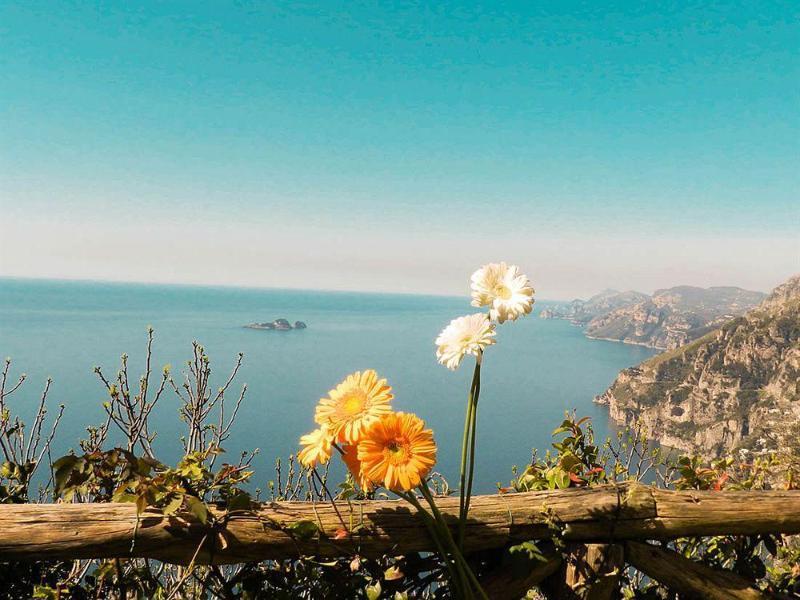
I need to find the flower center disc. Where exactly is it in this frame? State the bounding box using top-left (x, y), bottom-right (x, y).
top-left (340, 390), bottom-right (367, 416)
top-left (384, 439), bottom-right (410, 464)
top-left (494, 284), bottom-right (512, 299)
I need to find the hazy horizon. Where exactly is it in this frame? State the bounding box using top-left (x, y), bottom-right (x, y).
top-left (1, 267), bottom-right (792, 303)
top-left (2, 2), bottom-right (798, 297)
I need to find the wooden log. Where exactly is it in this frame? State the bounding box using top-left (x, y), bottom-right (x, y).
top-left (625, 541), bottom-right (771, 600)
top-left (539, 544), bottom-right (624, 600)
top-left (562, 484), bottom-right (800, 540)
top-left (0, 484), bottom-right (797, 564)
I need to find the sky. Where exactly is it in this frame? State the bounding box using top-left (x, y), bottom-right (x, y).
top-left (1, 1), bottom-right (798, 299)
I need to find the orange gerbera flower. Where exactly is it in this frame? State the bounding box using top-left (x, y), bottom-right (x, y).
top-left (358, 412), bottom-right (437, 492)
top-left (297, 426), bottom-right (333, 468)
top-left (315, 370), bottom-right (393, 444)
top-left (341, 444), bottom-right (373, 492)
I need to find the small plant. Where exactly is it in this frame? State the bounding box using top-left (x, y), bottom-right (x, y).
top-left (0, 358), bottom-right (64, 504)
top-left (509, 415), bottom-right (607, 492)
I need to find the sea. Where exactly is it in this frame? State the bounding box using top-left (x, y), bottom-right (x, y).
top-left (0, 278), bottom-right (656, 494)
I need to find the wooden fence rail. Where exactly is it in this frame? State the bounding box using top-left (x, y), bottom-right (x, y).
top-left (1, 483), bottom-right (798, 566)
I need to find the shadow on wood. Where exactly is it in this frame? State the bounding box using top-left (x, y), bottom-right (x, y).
top-left (0, 483), bottom-right (797, 565)
top-left (539, 543), bottom-right (624, 600)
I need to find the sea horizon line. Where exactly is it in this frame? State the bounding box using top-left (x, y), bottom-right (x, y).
top-left (0, 273), bottom-right (573, 303)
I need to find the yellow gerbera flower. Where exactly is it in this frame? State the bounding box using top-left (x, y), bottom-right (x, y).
top-left (315, 370), bottom-right (394, 444)
top-left (297, 426), bottom-right (333, 468)
top-left (341, 443), bottom-right (374, 492)
top-left (358, 412), bottom-right (437, 492)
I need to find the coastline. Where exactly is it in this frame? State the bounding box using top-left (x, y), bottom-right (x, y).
top-left (542, 313), bottom-right (665, 350)
top-left (584, 334), bottom-right (664, 350)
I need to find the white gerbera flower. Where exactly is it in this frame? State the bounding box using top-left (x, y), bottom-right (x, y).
top-left (435, 313), bottom-right (496, 370)
top-left (470, 262), bottom-right (534, 323)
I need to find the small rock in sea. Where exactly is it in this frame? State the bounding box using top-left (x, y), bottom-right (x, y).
top-left (273, 318), bottom-right (292, 330)
top-left (243, 318), bottom-right (307, 330)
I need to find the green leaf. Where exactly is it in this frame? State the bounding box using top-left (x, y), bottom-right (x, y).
top-left (52, 455), bottom-right (79, 471)
top-left (162, 494), bottom-right (184, 516)
top-left (135, 494), bottom-right (148, 515)
top-left (365, 581), bottom-right (382, 600)
top-left (52, 455), bottom-right (80, 492)
top-left (186, 496), bottom-right (209, 524)
top-left (384, 565), bottom-right (403, 581)
top-left (288, 519), bottom-right (319, 541)
top-left (548, 468), bottom-right (570, 489)
top-left (559, 454), bottom-right (581, 471)
top-left (509, 541), bottom-right (546, 560)
top-left (32, 585), bottom-right (58, 599)
top-left (552, 420), bottom-right (572, 435)
top-left (111, 487), bottom-right (137, 503)
top-left (507, 540), bottom-right (548, 577)
top-left (227, 492), bottom-right (252, 512)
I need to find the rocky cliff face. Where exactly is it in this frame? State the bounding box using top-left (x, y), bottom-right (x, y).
top-left (542, 286), bottom-right (765, 349)
top-left (585, 286), bottom-right (766, 349)
top-left (540, 290), bottom-right (650, 324)
top-left (595, 275), bottom-right (800, 459)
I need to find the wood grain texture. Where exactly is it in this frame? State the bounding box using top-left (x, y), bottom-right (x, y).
top-left (625, 541), bottom-right (771, 600)
top-left (0, 483), bottom-right (797, 565)
top-left (540, 544), bottom-right (624, 600)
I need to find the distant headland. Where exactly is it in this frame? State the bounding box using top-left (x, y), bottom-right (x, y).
top-left (244, 318), bottom-right (307, 331)
top-left (539, 285), bottom-right (765, 350)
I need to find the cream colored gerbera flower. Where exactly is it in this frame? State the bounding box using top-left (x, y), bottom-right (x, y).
top-left (435, 313), bottom-right (496, 370)
top-left (298, 426), bottom-right (333, 468)
top-left (314, 370), bottom-right (394, 444)
top-left (470, 262), bottom-right (534, 323)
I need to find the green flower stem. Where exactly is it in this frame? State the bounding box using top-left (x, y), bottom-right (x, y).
top-left (463, 358), bottom-right (481, 518)
top-left (408, 492), bottom-right (471, 600)
top-left (457, 354), bottom-right (482, 550)
top-left (457, 386), bottom-right (475, 520)
top-left (419, 483), bottom-right (488, 600)
top-left (401, 491), bottom-right (469, 599)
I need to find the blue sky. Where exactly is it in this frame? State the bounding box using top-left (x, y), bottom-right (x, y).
top-left (1, 1), bottom-right (798, 297)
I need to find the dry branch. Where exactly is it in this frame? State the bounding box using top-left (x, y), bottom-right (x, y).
top-left (0, 483), bottom-right (798, 565)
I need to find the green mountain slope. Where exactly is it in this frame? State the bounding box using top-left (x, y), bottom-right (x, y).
top-left (595, 275), bottom-right (800, 459)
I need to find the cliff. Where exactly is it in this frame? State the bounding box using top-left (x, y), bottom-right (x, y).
top-left (542, 286), bottom-right (765, 349)
top-left (539, 289), bottom-right (649, 325)
top-left (595, 275), bottom-right (800, 459)
top-left (585, 286), bottom-right (766, 349)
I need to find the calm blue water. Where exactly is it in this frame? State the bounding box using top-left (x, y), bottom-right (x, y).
top-left (0, 278), bottom-right (656, 493)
